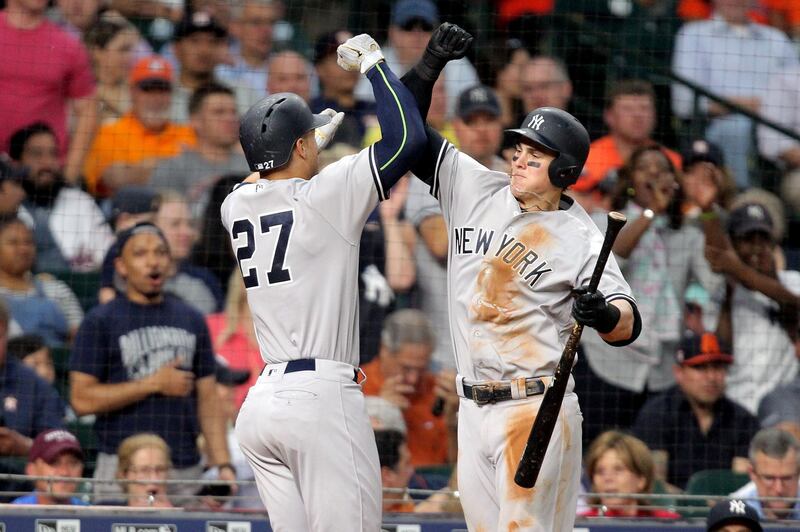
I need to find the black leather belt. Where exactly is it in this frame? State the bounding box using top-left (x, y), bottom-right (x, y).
top-left (463, 378), bottom-right (547, 405)
top-left (264, 359), bottom-right (359, 383)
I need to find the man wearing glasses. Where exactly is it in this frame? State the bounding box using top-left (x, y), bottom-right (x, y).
top-left (732, 427), bottom-right (800, 521)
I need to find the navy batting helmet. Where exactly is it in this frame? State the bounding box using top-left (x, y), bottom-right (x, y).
top-left (240, 93), bottom-right (331, 172)
top-left (505, 107), bottom-right (590, 188)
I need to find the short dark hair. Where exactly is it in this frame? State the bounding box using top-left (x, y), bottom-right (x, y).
top-left (375, 429), bottom-right (405, 470)
top-left (605, 79), bottom-right (656, 109)
top-left (84, 17), bottom-right (132, 50)
top-left (0, 215), bottom-right (28, 236)
top-left (8, 122), bottom-right (56, 162)
top-left (188, 82), bottom-right (235, 116)
top-left (7, 334), bottom-right (46, 361)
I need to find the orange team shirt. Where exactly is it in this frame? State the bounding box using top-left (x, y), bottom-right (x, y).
top-left (83, 112), bottom-right (196, 198)
top-left (574, 135), bottom-right (682, 193)
top-left (360, 359), bottom-right (449, 467)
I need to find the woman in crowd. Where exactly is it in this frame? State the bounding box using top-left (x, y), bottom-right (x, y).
top-left (0, 216), bottom-right (82, 345)
top-left (207, 272), bottom-right (262, 408)
top-left (581, 431), bottom-right (679, 519)
top-left (116, 433), bottom-right (174, 508)
top-left (154, 190), bottom-right (224, 314)
top-left (575, 145), bottom-right (722, 446)
top-left (84, 15), bottom-right (141, 124)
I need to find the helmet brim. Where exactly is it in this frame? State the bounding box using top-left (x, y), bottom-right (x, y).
top-left (504, 128), bottom-right (560, 155)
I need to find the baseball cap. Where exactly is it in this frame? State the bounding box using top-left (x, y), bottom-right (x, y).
top-left (313, 30), bottom-right (353, 64)
top-left (173, 10), bottom-right (227, 41)
top-left (365, 396), bottom-right (407, 435)
top-left (29, 429), bottom-right (84, 464)
top-left (129, 56), bottom-right (173, 89)
top-left (116, 222), bottom-right (169, 255)
top-left (391, 0), bottom-right (439, 28)
top-left (675, 331), bottom-right (733, 366)
top-left (727, 203), bottom-right (774, 240)
top-left (684, 139), bottom-right (724, 170)
top-left (707, 499), bottom-right (762, 532)
top-left (456, 85), bottom-right (501, 120)
top-left (108, 186), bottom-right (160, 225)
top-left (214, 355), bottom-right (251, 386)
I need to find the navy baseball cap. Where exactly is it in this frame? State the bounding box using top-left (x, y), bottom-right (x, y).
top-left (683, 139), bottom-right (724, 170)
top-left (173, 11), bottom-right (227, 41)
top-left (675, 331), bottom-right (732, 367)
top-left (391, 0), bottom-right (438, 28)
top-left (456, 85), bottom-right (501, 120)
top-left (707, 499), bottom-right (762, 532)
top-left (108, 186), bottom-right (160, 225)
top-left (727, 203), bottom-right (774, 239)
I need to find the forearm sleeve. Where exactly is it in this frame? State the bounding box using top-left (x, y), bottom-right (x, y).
top-left (367, 62), bottom-right (426, 194)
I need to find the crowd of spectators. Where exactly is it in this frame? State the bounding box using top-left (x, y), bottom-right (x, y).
top-left (0, 0), bottom-right (799, 524)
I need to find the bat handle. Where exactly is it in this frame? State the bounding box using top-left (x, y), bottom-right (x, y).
top-left (588, 211), bottom-right (626, 292)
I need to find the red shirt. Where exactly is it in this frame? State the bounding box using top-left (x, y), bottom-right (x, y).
top-left (206, 313), bottom-right (263, 408)
top-left (580, 507), bottom-right (681, 519)
top-left (0, 12), bottom-right (95, 158)
top-left (360, 359), bottom-right (449, 467)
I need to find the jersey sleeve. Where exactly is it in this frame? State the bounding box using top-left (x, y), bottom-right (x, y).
top-left (422, 140), bottom-right (509, 227)
top-left (69, 308), bottom-right (109, 380)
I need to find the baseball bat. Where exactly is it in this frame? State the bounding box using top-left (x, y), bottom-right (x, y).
top-left (514, 211), bottom-right (627, 489)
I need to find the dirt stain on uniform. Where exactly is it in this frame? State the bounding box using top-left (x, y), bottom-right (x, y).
top-left (508, 517), bottom-right (534, 531)
top-left (472, 255), bottom-right (518, 324)
top-left (504, 402), bottom-right (540, 502)
top-left (554, 409), bottom-right (573, 517)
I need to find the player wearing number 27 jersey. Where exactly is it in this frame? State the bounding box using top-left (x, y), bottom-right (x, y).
top-left (221, 34), bottom-right (425, 531)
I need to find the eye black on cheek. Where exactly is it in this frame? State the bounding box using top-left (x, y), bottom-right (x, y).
top-left (527, 161), bottom-right (541, 168)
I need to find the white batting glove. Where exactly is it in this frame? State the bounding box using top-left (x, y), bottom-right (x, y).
top-left (314, 108), bottom-right (345, 150)
top-left (337, 34), bottom-right (385, 74)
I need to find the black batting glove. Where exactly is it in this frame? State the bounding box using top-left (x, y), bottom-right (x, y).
top-left (571, 286), bottom-right (621, 334)
top-left (416, 22), bottom-right (474, 81)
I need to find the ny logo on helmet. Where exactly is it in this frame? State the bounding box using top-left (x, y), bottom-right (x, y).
top-left (256, 160), bottom-right (274, 171)
top-left (527, 114), bottom-right (545, 131)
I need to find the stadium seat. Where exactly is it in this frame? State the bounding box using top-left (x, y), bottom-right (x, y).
top-left (680, 469), bottom-right (751, 517)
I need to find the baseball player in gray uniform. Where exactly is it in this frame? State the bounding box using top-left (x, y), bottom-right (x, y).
top-left (399, 25), bottom-right (643, 531)
top-left (222, 34), bottom-right (425, 531)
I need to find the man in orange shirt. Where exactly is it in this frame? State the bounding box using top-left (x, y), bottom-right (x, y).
top-left (361, 309), bottom-right (458, 467)
top-left (574, 79), bottom-right (681, 195)
top-left (83, 56), bottom-right (196, 198)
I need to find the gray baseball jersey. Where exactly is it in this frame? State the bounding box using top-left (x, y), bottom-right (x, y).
top-left (221, 149), bottom-right (383, 367)
top-left (429, 143), bottom-right (636, 382)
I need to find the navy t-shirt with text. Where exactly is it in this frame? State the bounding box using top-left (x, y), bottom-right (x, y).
top-left (69, 296), bottom-right (215, 467)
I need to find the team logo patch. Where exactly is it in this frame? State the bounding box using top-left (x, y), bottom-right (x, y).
top-left (527, 114), bottom-right (545, 131)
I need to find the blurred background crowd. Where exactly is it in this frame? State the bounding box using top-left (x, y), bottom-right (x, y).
top-left (0, 0), bottom-right (799, 524)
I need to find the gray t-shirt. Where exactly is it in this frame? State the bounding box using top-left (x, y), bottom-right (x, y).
top-left (150, 149), bottom-right (249, 216)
